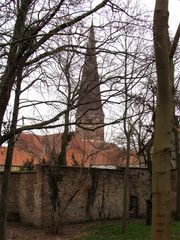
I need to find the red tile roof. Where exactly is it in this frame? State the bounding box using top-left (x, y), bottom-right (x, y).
top-left (0, 132), bottom-right (139, 167)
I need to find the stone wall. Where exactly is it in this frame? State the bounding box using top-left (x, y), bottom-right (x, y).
top-left (0, 173), bottom-right (20, 214)
top-left (0, 172), bottom-right (35, 221)
top-left (37, 166), bottom-right (152, 227)
top-left (18, 172), bottom-right (38, 225)
top-left (0, 166), bottom-right (153, 227)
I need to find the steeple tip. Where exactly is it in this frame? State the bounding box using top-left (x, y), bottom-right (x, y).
top-left (88, 22), bottom-right (96, 50)
top-left (91, 18), bottom-right (94, 27)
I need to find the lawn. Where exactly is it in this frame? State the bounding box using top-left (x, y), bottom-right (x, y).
top-left (78, 220), bottom-right (180, 240)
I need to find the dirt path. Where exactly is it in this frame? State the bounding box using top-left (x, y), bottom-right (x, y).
top-left (7, 220), bottom-right (118, 240)
top-left (7, 222), bottom-right (86, 240)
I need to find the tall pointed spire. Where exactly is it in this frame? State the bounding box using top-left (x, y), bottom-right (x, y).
top-left (76, 25), bottom-right (104, 147)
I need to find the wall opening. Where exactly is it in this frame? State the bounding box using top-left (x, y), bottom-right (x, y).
top-left (129, 195), bottom-right (139, 217)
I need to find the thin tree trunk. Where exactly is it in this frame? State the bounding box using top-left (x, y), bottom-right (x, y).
top-left (58, 110), bottom-right (69, 166)
top-left (58, 57), bottom-right (72, 166)
top-left (121, 43), bottom-right (130, 234)
top-left (121, 134), bottom-right (130, 234)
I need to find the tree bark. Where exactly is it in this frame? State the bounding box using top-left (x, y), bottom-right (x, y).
top-left (0, 0), bottom-right (31, 136)
top-left (152, 0), bottom-right (172, 239)
top-left (0, 69), bottom-right (22, 240)
top-left (121, 134), bottom-right (130, 234)
top-left (169, 23), bottom-right (180, 221)
top-left (175, 116), bottom-right (180, 220)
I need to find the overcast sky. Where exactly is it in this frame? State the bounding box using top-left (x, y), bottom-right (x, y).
top-left (169, 0), bottom-right (180, 33)
top-left (144, 0), bottom-right (180, 35)
top-left (93, 0), bottom-right (180, 35)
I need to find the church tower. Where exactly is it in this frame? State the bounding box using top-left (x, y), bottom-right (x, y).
top-left (76, 25), bottom-right (104, 147)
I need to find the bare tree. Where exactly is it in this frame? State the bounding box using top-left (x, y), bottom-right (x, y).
top-left (0, 2), bottom-right (111, 239)
top-left (0, 0), bottom-right (109, 140)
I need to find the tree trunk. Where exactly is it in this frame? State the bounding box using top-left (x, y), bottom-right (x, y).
top-left (170, 23), bottom-right (180, 221)
top-left (152, 0), bottom-right (172, 239)
top-left (146, 199), bottom-right (152, 225)
top-left (121, 134), bottom-right (130, 234)
top-left (0, 0), bottom-right (31, 137)
top-left (0, 70), bottom-right (22, 240)
top-left (175, 116), bottom-right (180, 219)
top-left (58, 111), bottom-right (70, 166)
top-left (0, 139), bottom-right (15, 240)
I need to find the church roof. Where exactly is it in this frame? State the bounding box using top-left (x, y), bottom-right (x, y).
top-left (0, 133), bottom-right (139, 168)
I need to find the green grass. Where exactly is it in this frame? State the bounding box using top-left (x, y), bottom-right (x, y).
top-left (78, 220), bottom-right (180, 240)
top-left (171, 221), bottom-right (180, 240)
